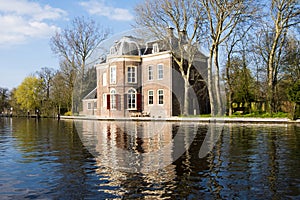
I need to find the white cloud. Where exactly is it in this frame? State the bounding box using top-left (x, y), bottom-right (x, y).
top-left (79, 0), bottom-right (134, 21)
top-left (0, 0), bottom-right (67, 47)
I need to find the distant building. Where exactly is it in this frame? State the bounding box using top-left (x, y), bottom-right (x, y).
top-left (82, 31), bottom-right (209, 118)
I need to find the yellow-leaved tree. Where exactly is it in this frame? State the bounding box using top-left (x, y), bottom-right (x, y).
top-left (14, 76), bottom-right (43, 113)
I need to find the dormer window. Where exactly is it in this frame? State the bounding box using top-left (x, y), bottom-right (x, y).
top-left (110, 46), bottom-right (116, 55)
top-left (152, 43), bottom-right (159, 53)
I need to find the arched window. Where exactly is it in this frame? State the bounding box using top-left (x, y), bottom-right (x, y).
top-left (110, 89), bottom-right (117, 110)
top-left (127, 89), bottom-right (136, 110)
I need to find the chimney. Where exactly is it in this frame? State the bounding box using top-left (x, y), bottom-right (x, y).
top-left (167, 26), bottom-right (174, 48)
top-left (179, 29), bottom-right (188, 44)
top-left (167, 26), bottom-right (174, 36)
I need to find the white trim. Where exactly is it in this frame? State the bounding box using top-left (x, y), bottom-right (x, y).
top-left (148, 65), bottom-right (154, 81)
top-left (157, 64), bottom-right (164, 80)
top-left (82, 87), bottom-right (97, 100)
top-left (127, 88), bottom-right (137, 110)
top-left (127, 66), bottom-right (137, 84)
top-left (95, 63), bottom-right (108, 69)
top-left (110, 66), bottom-right (116, 84)
top-left (142, 51), bottom-right (172, 61)
top-left (103, 93), bottom-right (107, 108)
top-left (152, 43), bottom-right (159, 53)
top-left (157, 89), bottom-right (164, 105)
top-left (110, 89), bottom-right (117, 110)
top-left (148, 90), bottom-right (154, 105)
top-left (87, 100), bottom-right (97, 110)
top-left (102, 72), bottom-right (107, 86)
top-left (107, 55), bottom-right (141, 63)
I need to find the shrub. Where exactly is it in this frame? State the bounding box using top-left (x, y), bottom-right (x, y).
top-left (64, 111), bottom-right (72, 116)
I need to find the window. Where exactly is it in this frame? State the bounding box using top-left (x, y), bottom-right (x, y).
top-left (127, 66), bottom-right (136, 83)
top-left (110, 89), bottom-right (117, 110)
top-left (110, 66), bottom-right (116, 84)
top-left (103, 94), bottom-right (107, 108)
top-left (88, 102), bottom-right (91, 110)
top-left (127, 89), bottom-right (136, 109)
top-left (148, 65), bottom-right (153, 81)
top-left (148, 90), bottom-right (154, 105)
top-left (158, 64), bottom-right (163, 80)
top-left (103, 73), bottom-right (107, 86)
top-left (158, 89), bottom-right (164, 105)
top-left (110, 46), bottom-right (117, 55)
top-left (94, 101), bottom-right (97, 109)
top-left (153, 43), bottom-right (159, 53)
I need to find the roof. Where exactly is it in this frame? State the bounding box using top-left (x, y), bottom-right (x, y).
top-left (83, 87), bottom-right (97, 100)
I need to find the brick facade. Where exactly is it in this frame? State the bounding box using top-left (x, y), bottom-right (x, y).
top-left (81, 36), bottom-right (209, 117)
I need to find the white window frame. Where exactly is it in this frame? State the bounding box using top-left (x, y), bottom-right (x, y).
top-left (148, 90), bottom-right (154, 105)
top-left (152, 43), bottom-right (159, 53)
top-left (87, 102), bottom-right (92, 110)
top-left (127, 66), bottom-right (137, 83)
top-left (127, 88), bottom-right (136, 110)
top-left (110, 89), bottom-right (117, 110)
top-left (102, 72), bottom-right (107, 86)
top-left (110, 66), bottom-right (116, 84)
top-left (158, 89), bottom-right (164, 105)
top-left (148, 65), bottom-right (153, 81)
top-left (103, 93), bottom-right (107, 108)
top-left (157, 64), bottom-right (164, 80)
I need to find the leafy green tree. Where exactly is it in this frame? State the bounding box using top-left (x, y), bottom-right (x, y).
top-left (14, 76), bottom-right (43, 114)
top-left (224, 56), bottom-right (256, 113)
top-left (0, 87), bottom-right (9, 114)
top-left (287, 81), bottom-right (300, 120)
top-left (9, 88), bottom-right (24, 116)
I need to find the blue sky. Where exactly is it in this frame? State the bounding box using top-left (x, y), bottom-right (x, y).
top-left (0, 0), bottom-right (142, 89)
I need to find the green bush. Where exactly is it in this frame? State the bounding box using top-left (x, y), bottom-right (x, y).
top-left (64, 111), bottom-right (72, 116)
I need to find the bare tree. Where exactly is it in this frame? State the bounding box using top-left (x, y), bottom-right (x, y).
top-left (262, 0), bottom-right (300, 113)
top-left (198, 0), bottom-right (256, 116)
top-left (50, 16), bottom-right (110, 113)
top-left (36, 67), bottom-right (55, 99)
top-left (224, 25), bottom-right (252, 116)
top-left (135, 0), bottom-right (206, 116)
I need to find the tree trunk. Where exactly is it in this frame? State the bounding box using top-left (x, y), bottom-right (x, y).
top-left (267, 29), bottom-right (281, 114)
top-left (213, 47), bottom-right (223, 116)
top-left (207, 52), bottom-right (215, 116)
top-left (228, 90), bottom-right (233, 116)
top-left (183, 78), bottom-right (190, 116)
top-left (226, 55), bottom-right (233, 116)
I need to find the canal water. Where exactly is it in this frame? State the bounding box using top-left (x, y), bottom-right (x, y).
top-left (0, 118), bottom-right (299, 199)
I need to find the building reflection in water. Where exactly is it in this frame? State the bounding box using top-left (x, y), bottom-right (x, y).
top-left (75, 120), bottom-right (203, 198)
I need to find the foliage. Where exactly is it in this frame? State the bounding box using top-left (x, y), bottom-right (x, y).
top-left (0, 87), bottom-right (9, 113)
top-left (231, 111), bottom-right (288, 118)
top-left (64, 111), bottom-right (72, 116)
top-left (225, 56), bottom-right (256, 104)
top-left (14, 76), bottom-right (43, 112)
top-left (287, 81), bottom-right (300, 104)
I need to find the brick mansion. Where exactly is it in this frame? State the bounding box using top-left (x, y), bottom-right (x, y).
top-left (81, 31), bottom-right (210, 118)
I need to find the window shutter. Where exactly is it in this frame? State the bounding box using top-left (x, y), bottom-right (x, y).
top-left (107, 94), bottom-right (110, 110)
top-left (137, 93), bottom-right (142, 111)
top-left (116, 94), bottom-right (121, 110)
top-left (124, 94), bottom-right (127, 109)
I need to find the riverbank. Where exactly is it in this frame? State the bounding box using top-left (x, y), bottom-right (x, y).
top-left (61, 115), bottom-right (300, 124)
